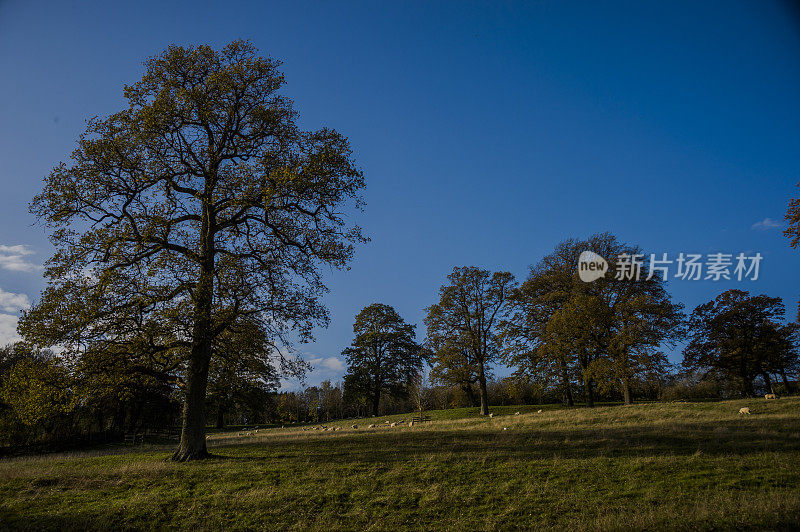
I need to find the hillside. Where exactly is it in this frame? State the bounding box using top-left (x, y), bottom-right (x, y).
top-left (1, 398), bottom-right (799, 530)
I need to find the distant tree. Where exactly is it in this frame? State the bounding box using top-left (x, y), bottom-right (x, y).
top-left (683, 290), bottom-right (798, 396)
top-left (318, 380), bottom-right (343, 421)
top-left (425, 267), bottom-right (516, 415)
top-left (342, 304), bottom-right (421, 416)
top-left (207, 319), bottom-right (282, 429)
top-left (20, 41), bottom-right (365, 460)
top-left (502, 233), bottom-right (683, 406)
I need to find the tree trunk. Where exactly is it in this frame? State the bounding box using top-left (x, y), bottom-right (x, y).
top-left (173, 346), bottom-right (211, 461)
top-left (477, 361), bottom-right (489, 415)
top-left (371, 389), bottom-right (380, 417)
top-left (761, 372), bottom-right (774, 395)
top-left (779, 369), bottom-right (794, 394)
top-left (564, 386), bottom-right (574, 407)
top-left (621, 378), bottom-right (632, 405)
top-left (173, 249), bottom-right (214, 461)
top-left (559, 357), bottom-right (574, 406)
top-left (585, 378), bottom-right (595, 408)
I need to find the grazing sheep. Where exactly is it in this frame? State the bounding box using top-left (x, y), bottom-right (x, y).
top-left (537, 409), bottom-right (543, 413)
top-left (503, 427), bottom-right (508, 431)
top-left (765, 393), bottom-right (777, 400)
top-left (390, 422), bottom-right (397, 427)
top-left (514, 411), bottom-right (520, 416)
top-left (739, 407), bottom-right (751, 415)
top-left (368, 424), bottom-right (375, 428)
top-left (488, 413), bottom-right (494, 418)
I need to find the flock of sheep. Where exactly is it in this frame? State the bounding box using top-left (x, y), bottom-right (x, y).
top-left (215, 399), bottom-right (773, 440)
top-left (738, 393), bottom-right (780, 415)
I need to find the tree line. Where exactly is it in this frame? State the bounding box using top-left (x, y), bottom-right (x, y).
top-left (338, 233), bottom-right (799, 417)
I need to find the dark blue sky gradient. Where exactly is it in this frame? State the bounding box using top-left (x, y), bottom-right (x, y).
top-left (1, 1), bottom-right (798, 386)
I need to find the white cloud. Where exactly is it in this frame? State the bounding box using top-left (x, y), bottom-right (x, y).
top-left (0, 288), bottom-right (30, 313)
top-left (751, 218), bottom-right (783, 231)
top-left (0, 244), bottom-right (41, 272)
top-left (0, 313), bottom-right (21, 345)
top-left (309, 356), bottom-right (345, 372)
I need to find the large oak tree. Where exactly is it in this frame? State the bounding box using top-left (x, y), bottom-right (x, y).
top-left (20, 41), bottom-right (365, 460)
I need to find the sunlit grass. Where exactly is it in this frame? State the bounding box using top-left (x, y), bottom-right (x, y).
top-left (1, 397), bottom-right (799, 530)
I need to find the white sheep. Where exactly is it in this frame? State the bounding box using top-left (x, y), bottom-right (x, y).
top-left (488, 413), bottom-right (494, 418)
top-left (514, 411), bottom-right (520, 416)
top-left (739, 407), bottom-right (751, 415)
top-left (537, 409), bottom-right (543, 413)
top-left (390, 422), bottom-right (397, 427)
top-left (368, 424), bottom-right (375, 428)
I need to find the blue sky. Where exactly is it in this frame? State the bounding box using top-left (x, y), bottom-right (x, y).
top-left (0, 1), bottom-right (798, 388)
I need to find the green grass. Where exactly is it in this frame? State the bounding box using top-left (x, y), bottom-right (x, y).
top-left (1, 398), bottom-right (799, 530)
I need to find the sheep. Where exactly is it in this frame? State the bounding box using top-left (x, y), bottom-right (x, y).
top-left (390, 422), bottom-right (397, 427)
top-left (488, 413), bottom-right (494, 418)
top-left (503, 427), bottom-right (508, 431)
top-left (368, 424), bottom-right (375, 428)
top-left (739, 407), bottom-right (751, 415)
top-left (765, 393), bottom-right (777, 400)
top-left (514, 412), bottom-right (520, 416)
top-left (537, 409), bottom-right (543, 413)
top-left (408, 421), bottom-right (414, 427)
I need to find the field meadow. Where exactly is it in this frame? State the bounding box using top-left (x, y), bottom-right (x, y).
top-left (0, 398), bottom-right (798, 530)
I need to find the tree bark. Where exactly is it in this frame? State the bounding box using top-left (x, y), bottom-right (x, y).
top-left (621, 378), bottom-right (632, 405)
top-left (585, 378), bottom-right (595, 408)
top-left (371, 389), bottom-right (380, 417)
top-left (779, 369), bottom-right (794, 394)
top-left (173, 345), bottom-right (211, 461)
top-left (559, 357), bottom-right (574, 406)
top-left (173, 205), bottom-right (215, 461)
top-left (477, 360), bottom-right (489, 415)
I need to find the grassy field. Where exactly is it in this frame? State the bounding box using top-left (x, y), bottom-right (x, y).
top-left (0, 398), bottom-right (799, 530)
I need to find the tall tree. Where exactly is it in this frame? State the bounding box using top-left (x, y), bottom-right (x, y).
top-left (684, 290), bottom-right (798, 396)
top-left (20, 41), bottom-right (365, 460)
top-left (425, 267), bottom-right (516, 415)
top-left (502, 233), bottom-right (682, 406)
top-left (342, 304), bottom-right (421, 416)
